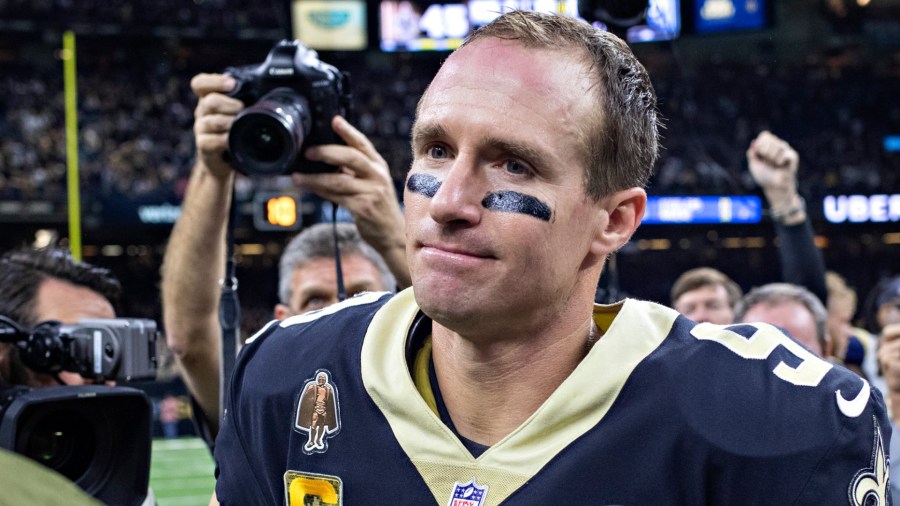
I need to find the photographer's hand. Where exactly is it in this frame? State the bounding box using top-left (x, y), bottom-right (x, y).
top-left (191, 73), bottom-right (243, 179)
top-left (296, 116), bottom-right (411, 289)
top-left (161, 73), bottom-right (244, 437)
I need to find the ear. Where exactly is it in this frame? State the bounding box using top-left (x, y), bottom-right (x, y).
top-left (274, 303), bottom-right (292, 321)
top-left (589, 187), bottom-right (646, 257)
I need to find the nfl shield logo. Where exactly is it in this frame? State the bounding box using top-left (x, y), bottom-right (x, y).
top-left (447, 478), bottom-right (488, 506)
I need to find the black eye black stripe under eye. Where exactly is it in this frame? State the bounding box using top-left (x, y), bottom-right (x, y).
top-left (406, 173), bottom-right (441, 198)
top-left (482, 191), bottom-right (552, 221)
top-left (406, 173), bottom-right (552, 221)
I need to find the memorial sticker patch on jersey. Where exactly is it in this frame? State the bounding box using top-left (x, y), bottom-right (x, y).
top-left (294, 369), bottom-right (341, 455)
top-left (447, 478), bottom-right (488, 506)
top-left (849, 417), bottom-right (889, 506)
top-left (284, 470), bottom-right (342, 506)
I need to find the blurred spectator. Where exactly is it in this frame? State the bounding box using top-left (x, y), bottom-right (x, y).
top-left (746, 130), bottom-right (828, 304)
top-left (825, 270), bottom-right (873, 377)
top-left (670, 267), bottom-right (742, 324)
top-left (159, 394), bottom-right (180, 439)
top-left (672, 131), bottom-right (827, 327)
top-left (734, 282), bottom-right (831, 358)
top-left (869, 275), bottom-right (900, 393)
top-left (869, 275), bottom-right (900, 503)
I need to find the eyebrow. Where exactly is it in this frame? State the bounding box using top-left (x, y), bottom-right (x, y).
top-left (411, 121), bottom-right (551, 170)
top-left (481, 136), bottom-right (550, 170)
top-left (410, 121), bottom-right (446, 150)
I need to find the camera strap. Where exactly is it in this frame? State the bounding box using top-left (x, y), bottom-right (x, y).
top-left (330, 204), bottom-right (347, 302)
top-left (219, 183), bottom-right (241, 422)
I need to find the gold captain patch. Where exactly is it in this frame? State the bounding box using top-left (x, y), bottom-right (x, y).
top-left (284, 470), bottom-right (343, 506)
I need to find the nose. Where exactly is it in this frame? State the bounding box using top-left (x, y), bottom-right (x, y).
top-left (429, 155), bottom-right (484, 226)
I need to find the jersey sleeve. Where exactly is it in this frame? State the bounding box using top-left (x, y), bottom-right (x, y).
top-left (794, 383), bottom-right (892, 506)
top-left (684, 319), bottom-right (893, 504)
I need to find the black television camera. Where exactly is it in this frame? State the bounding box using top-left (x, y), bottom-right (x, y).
top-left (225, 39), bottom-right (352, 177)
top-left (19, 318), bottom-right (158, 382)
top-left (0, 316), bottom-right (157, 506)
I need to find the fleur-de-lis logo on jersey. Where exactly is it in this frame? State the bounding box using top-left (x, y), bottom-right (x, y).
top-left (849, 418), bottom-right (889, 506)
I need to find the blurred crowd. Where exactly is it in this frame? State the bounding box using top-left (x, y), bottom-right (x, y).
top-left (0, 0), bottom-right (282, 35)
top-left (1, 38), bottom-right (898, 206)
top-left (653, 52), bottom-right (899, 198)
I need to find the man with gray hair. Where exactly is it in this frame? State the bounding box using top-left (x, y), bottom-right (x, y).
top-left (274, 222), bottom-right (395, 319)
top-left (735, 282), bottom-right (831, 358)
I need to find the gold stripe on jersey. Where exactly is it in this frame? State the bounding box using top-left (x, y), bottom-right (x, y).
top-left (361, 288), bottom-right (678, 505)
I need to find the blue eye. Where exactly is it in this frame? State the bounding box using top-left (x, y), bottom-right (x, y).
top-left (505, 160), bottom-right (528, 175)
top-left (428, 145), bottom-right (448, 159)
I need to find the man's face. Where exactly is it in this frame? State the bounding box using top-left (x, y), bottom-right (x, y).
top-left (877, 297), bottom-right (900, 331)
top-left (739, 300), bottom-right (822, 357)
top-left (281, 254), bottom-right (386, 317)
top-left (31, 277), bottom-right (116, 386)
top-left (405, 39), bottom-right (607, 334)
top-left (674, 284), bottom-right (734, 325)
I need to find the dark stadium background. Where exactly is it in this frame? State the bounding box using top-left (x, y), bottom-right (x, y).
top-left (0, 2), bottom-right (897, 499)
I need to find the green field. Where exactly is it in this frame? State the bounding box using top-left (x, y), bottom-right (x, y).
top-left (150, 437), bottom-right (216, 506)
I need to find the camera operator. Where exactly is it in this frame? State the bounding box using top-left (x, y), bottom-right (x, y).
top-left (0, 245), bottom-right (120, 387)
top-left (161, 71), bottom-right (409, 441)
top-left (0, 245), bottom-right (154, 505)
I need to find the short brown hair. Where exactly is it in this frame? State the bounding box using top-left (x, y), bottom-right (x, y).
top-left (670, 267), bottom-right (743, 309)
top-left (454, 10), bottom-right (660, 200)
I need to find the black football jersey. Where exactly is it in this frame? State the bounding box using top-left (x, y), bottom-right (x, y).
top-left (214, 289), bottom-right (890, 505)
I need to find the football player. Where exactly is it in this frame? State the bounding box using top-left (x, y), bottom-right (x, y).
top-left (212, 11), bottom-right (889, 505)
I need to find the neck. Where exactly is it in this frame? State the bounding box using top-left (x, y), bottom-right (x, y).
top-left (431, 313), bottom-right (597, 446)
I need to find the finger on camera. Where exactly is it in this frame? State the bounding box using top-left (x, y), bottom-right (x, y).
top-left (191, 73), bottom-right (236, 96)
top-left (305, 145), bottom-right (375, 176)
top-left (195, 132), bottom-right (229, 154)
top-left (294, 172), bottom-right (365, 197)
top-left (198, 93), bottom-right (244, 115)
top-left (196, 114), bottom-right (235, 135)
top-left (332, 116), bottom-right (380, 157)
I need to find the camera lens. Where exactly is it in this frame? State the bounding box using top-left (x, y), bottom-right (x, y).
top-left (242, 121), bottom-right (286, 164)
top-left (1, 385), bottom-right (152, 505)
top-left (23, 410), bottom-right (95, 481)
top-left (229, 88), bottom-right (312, 177)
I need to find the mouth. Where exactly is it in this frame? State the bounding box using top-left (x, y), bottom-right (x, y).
top-left (419, 242), bottom-right (496, 261)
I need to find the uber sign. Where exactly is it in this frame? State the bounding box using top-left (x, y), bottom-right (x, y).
top-left (823, 194), bottom-right (900, 224)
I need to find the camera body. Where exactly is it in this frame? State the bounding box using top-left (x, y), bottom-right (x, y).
top-left (21, 318), bottom-right (158, 382)
top-left (225, 39), bottom-right (352, 176)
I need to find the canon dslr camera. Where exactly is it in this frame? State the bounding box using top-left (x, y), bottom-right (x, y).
top-left (225, 39), bottom-right (352, 176)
